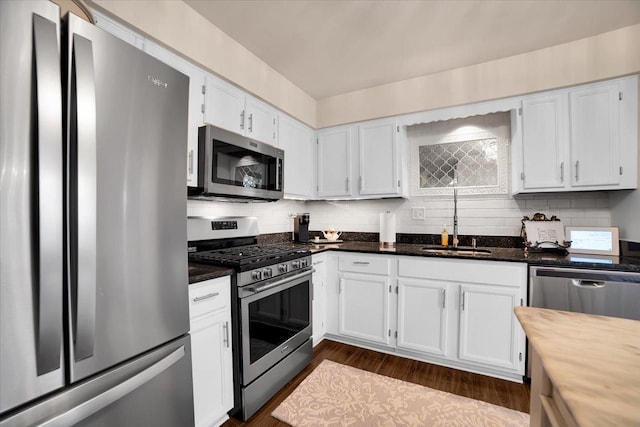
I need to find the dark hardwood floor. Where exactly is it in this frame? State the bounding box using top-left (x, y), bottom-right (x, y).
top-left (223, 339), bottom-right (530, 426)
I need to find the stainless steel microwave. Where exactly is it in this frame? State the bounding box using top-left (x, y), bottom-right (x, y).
top-left (191, 124), bottom-right (284, 201)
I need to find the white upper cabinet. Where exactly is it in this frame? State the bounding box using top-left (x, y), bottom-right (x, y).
top-left (521, 93), bottom-right (567, 190)
top-left (278, 114), bottom-right (314, 199)
top-left (204, 74), bottom-right (277, 145)
top-left (316, 118), bottom-right (405, 200)
top-left (358, 119), bottom-right (400, 196)
top-left (516, 76), bottom-right (637, 194)
top-left (316, 125), bottom-right (353, 198)
top-left (203, 76), bottom-right (246, 135)
top-left (569, 81), bottom-right (620, 187)
top-left (141, 41), bottom-right (206, 186)
top-left (245, 96), bottom-right (278, 145)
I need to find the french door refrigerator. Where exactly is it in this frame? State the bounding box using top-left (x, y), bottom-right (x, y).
top-left (0, 1), bottom-right (194, 425)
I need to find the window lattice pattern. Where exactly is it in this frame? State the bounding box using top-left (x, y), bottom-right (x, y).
top-left (419, 138), bottom-right (498, 188)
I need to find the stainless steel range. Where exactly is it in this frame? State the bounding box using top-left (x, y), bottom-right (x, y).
top-left (188, 216), bottom-right (312, 420)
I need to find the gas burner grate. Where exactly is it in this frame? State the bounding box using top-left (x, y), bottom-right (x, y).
top-left (189, 245), bottom-right (309, 269)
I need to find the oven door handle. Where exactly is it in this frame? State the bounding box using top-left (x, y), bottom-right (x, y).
top-left (246, 268), bottom-right (314, 294)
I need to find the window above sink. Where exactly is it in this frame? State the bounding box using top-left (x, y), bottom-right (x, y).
top-left (407, 111), bottom-right (511, 197)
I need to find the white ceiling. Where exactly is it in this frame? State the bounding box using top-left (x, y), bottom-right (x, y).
top-left (184, 0), bottom-right (640, 100)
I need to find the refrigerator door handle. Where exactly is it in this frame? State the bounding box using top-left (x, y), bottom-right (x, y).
top-left (39, 346), bottom-right (186, 427)
top-left (70, 33), bottom-right (97, 362)
top-left (33, 13), bottom-right (64, 375)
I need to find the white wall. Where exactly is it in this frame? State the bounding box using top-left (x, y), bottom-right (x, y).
top-left (88, 1), bottom-right (639, 130)
top-left (306, 192), bottom-right (610, 238)
top-left (90, 0), bottom-right (317, 127)
top-left (610, 190), bottom-right (640, 242)
top-left (317, 24), bottom-right (640, 128)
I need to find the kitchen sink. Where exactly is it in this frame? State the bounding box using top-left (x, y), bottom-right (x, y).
top-left (422, 245), bottom-right (492, 255)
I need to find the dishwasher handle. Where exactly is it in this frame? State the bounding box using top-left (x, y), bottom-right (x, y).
top-left (533, 268), bottom-right (640, 284)
top-left (571, 279), bottom-right (606, 288)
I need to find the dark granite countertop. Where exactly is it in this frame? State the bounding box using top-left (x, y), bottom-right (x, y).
top-left (299, 241), bottom-right (640, 273)
top-left (188, 237), bottom-right (640, 284)
top-left (188, 262), bottom-right (234, 284)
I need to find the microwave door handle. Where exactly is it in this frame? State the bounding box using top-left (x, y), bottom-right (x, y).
top-left (276, 157), bottom-right (282, 190)
top-left (33, 14), bottom-right (64, 375)
top-left (70, 33), bottom-right (97, 362)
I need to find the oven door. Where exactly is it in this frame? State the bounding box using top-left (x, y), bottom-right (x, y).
top-left (199, 124), bottom-right (283, 200)
top-left (239, 269), bottom-right (312, 385)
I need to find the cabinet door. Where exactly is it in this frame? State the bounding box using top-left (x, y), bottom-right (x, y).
top-left (142, 41), bottom-right (206, 186)
top-left (190, 310), bottom-right (233, 427)
top-left (570, 82), bottom-right (620, 187)
top-left (317, 127), bottom-right (353, 197)
top-left (338, 273), bottom-right (391, 346)
top-left (458, 284), bottom-right (523, 371)
top-left (245, 95), bottom-right (277, 144)
top-left (312, 255), bottom-right (326, 345)
top-left (397, 279), bottom-right (448, 356)
top-left (358, 120), bottom-right (399, 195)
top-left (204, 74), bottom-right (246, 135)
top-left (522, 94), bottom-right (567, 190)
top-left (278, 115), bottom-right (314, 199)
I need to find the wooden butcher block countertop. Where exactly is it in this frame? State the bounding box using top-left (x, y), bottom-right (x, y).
top-left (515, 307), bottom-right (640, 427)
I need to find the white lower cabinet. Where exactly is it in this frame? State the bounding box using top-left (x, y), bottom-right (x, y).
top-left (396, 278), bottom-right (448, 356)
top-left (338, 272), bottom-right (391, 346)
top-left (458, 284), bottom-right (522, 371)
top-left (188, 277), bottom-right (233, 427)
top-left (335, 254), bottom-right (393, 347)
top-left (312, 254), bottom-right (327, 346)
top-left (326, 253), bottom-right (527, 382)
top-left (397, 257), bottom-right (526, 379)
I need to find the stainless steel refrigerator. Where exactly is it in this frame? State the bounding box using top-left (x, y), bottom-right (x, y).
top-left (1, 1), bottom-right (194, 425)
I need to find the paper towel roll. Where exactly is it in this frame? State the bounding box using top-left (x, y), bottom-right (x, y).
top-left (380, 212), bottom-right (396, 247)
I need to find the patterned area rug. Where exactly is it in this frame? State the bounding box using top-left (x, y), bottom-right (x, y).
top-left (272, 360), bottom-right (529, 426)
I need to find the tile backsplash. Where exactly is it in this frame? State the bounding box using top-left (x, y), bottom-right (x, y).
top-left (188, 191), bottom-right (610, 239)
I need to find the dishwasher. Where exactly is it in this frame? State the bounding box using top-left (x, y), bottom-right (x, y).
top-left (527, 266), bottom-right (640, 376)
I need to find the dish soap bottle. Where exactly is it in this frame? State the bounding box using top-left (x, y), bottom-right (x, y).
top-left (441, 226), bottom-right (449, 246)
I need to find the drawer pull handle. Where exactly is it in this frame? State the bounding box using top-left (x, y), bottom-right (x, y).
top-left (353, 261), bottom-right (370, 265)
top-left (193, 292), bottom-right (219, 303)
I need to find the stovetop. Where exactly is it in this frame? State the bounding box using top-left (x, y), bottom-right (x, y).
top-left (189, 244), bottom-right (310, 271)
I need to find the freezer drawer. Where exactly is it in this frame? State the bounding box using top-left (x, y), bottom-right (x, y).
top-left (529, 267), bottom-right (640, 320)
top-left (0, 335), bottom-right (194, 427)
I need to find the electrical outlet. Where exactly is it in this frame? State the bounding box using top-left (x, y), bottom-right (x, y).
top-left (412, 207), bottom-right (425, 221)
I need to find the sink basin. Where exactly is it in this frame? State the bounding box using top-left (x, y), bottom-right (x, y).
top-left (422, 245), bottom-right (492, 255)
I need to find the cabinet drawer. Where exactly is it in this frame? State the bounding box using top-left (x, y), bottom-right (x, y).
top-left (339, 255), bottom-right (390, 275)
top-left (399, 257), bottom-right (526, 287)
top-left (188, 276), bottom-right (230, 320)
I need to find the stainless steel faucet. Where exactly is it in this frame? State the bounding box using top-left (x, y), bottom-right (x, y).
top-left (452, 186), bottom-right (459, 248)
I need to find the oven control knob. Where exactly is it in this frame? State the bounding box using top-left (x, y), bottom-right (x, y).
top-left (300, 259), bottom-right (308, 268)
top-left (292, 260), bottom-right (300, 269)
top-left (263, 268), bottom-right (273, 279)
top-left (279, 264), bottom-right (288, 273)
top-left (252, 270), bottom-right (263, 281)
